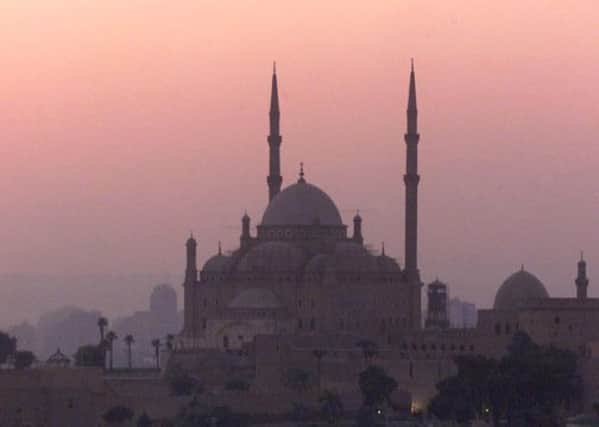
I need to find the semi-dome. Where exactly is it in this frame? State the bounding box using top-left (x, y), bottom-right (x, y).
top-left (261, 181), bottom-right (343, 226)
top-left (377, 254), bottom-right (401, 273)
top-left (493, 268), bottom-right (549, 310)
top-left (237, 241), bottom-right (304, 273)
top-left (202, 253), bottom-right (232, 273)
top-left (328, 242), bottom-right (378, 273)
top-left (228, 288), bottom-right (282, 309)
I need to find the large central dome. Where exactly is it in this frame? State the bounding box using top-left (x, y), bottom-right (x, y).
top-left (261, 181), bottom-right (343, 226)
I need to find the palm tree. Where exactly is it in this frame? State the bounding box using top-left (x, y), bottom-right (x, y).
top-left (124, 334), bottom-right (134, 369)
top-left (166, 334), bottom-right (174, 351)
top-left (151, 339), bottom-right (161, 370)
top-left (97, 317), bottom-right (108, 343)
top-left (313, 349), bottom-right (327, 392)
top-left (105, 331), bottom-right (117, 370)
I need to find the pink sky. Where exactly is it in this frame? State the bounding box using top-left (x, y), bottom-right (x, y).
top-left (1, 1), bottom-right (598, 324)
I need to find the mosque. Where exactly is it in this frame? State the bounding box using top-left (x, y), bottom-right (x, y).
top-left (179, 63), bottom-right (422, 350)
top-left (174, 63), bottom-right (599, 407)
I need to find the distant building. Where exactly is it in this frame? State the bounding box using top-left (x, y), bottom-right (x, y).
top-left (448, 297), bottom-right (477, 328)
top-left (425, 280), bottom-right (450, 329)
top-left (36, 307), bottom-right (101, 359)
top-left (46, 348), bottom-right (71, 368)
top-left (113, 284), bottom-right (181, 367)
top-left (8, 321), bottom-right (36, 352)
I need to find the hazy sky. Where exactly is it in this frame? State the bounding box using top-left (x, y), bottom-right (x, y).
top-left (1, 1), bottom-right (598, 325)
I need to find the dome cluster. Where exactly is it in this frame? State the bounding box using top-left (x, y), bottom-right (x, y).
top-left (199, 178), bottom-right (401, 279)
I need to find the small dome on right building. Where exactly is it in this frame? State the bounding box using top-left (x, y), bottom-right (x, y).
top-left (493, 268), bottom-right (549, 310)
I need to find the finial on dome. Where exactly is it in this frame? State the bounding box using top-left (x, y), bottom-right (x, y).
top-left (218, 241), bottom-right (222, 256)
top-left (521, 264), bottom-right (524, 271)
top-left (581, 251), bottom-right (585, 262)
top-left (298, 162), bottom-right (306, 183)
top-left (411, 57), bottom-right (414, 72)
top-left (273, 61), bottom-right (276, 74)
top-left (381, 242), bottom-right (386, 256)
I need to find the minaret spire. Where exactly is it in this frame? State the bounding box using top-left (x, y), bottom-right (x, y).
top-left (576, 252), bottom-right (589, 300)
top-left (404, 60), bottom-right (420, 282)
top-left (267, 62), bottom-right (283, 202)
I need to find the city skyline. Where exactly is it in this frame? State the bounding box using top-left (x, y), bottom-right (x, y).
top-left (1, 1), bottom-right (598, 326)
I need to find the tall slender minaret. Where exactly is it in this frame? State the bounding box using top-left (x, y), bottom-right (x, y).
top-left (404, 60), bottom-right (420, 282)
top-left (185, 234), bottom-right (197, 282)
top-left (183, 233), bottom-right (197, 335)
top-left (576, 253), bottom-right (589, 300)
top-left (267, 62), bottom-right (282, 202)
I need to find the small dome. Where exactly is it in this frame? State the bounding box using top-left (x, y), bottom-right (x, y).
top-left (228, 288), bottom-right (282, 309)
top-left (261, 181), bottom-right (343, 226)
top-left (328, 242), bottom-right (377, 273)
top-left (494, 269), bottom-right (549, 310)
top-left (377, 254), bottom-right (401, 274)
top-left (237, 241), bottom-right (304, 273)
top-left (202, 254), bottom-right (232, 273)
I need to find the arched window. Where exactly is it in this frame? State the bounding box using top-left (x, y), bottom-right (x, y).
top-left (554, 316), bottom-right (561, 325)
top-left (495, 323), bottom-right (501, 335)
top-left (505, 323), bottom-right (511, 334)
top-left (310, 318), bottom-right (316, 330)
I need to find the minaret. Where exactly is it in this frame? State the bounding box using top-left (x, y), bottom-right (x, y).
top-left (404, 60), bottom-right (420, 282)
top-left (185, 234), bottom-right (197, 282)
top-left (576, 253), bottom-right (589, 300)
top-left (352, 211), bottom-right (363, 245)
top-left (183, 233), bottom-right (197, 335)
top-left (241, 212), bottom-right (251, 248)
top-left (267, 62), bottom-right (283, 202)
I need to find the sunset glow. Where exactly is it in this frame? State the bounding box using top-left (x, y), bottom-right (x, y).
top-left (1, 1), bottom-right (598, 323)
